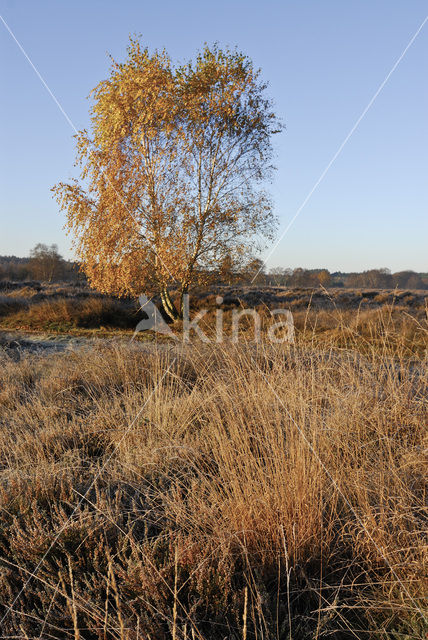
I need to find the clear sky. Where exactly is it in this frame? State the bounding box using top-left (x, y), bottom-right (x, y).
top-left (0, 0), bottom-right (427, 272)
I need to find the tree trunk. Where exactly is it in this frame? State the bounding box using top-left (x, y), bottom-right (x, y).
top-left (179, 285), bottom-right (188, 319)
top-left (160, 288), bottom-right (180, 322)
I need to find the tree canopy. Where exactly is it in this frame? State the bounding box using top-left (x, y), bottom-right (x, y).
top-left (53, 39), bottom-right (282, 319)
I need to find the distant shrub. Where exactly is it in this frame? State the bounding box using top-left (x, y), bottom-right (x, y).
top-left (0, 295), bottom-right (29, 316)
top-left (374, 292), bottom-right (391, 303)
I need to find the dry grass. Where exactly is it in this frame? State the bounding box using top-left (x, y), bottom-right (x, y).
top-left (0, 296), bottom-right (139, 332)
top-left (0, 284), bottom-right (426, 340)
top-left (0, 313), bottom-right (426, 639)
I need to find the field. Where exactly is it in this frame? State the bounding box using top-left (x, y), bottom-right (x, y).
top-left (0, 283), bottom-right (427, 353)
top-left (0, 285), bottom-right (426, 638)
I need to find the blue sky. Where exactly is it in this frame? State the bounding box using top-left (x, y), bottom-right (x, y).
top-left (0, 0), bottom-right (427, 272)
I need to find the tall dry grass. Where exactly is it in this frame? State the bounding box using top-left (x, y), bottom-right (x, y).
top-left (0, 323), bottom-right (426, 637)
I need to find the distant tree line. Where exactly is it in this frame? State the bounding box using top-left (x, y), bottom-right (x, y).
top-left (333, 268), bottom-right (427, 290)
top-left (0, 244), bottom-right (84, 283)
top-left (0, 246), bottom-right (426, 290)
top-left (218, 260), bottom-right (428, 289)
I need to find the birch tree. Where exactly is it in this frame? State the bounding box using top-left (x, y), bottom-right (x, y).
top-left (53, 39), bottom-right (282, 320)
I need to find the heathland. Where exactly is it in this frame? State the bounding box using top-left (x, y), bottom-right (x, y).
top-left (0, 282), bottom-right (426, 638)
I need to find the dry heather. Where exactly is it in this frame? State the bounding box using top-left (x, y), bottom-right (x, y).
top-left (0, 285), bottom-right (426, 346)
top-left (0, 296), bottom-right (139, 332)
top-left (0, 326), bottom-right (426, 638)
